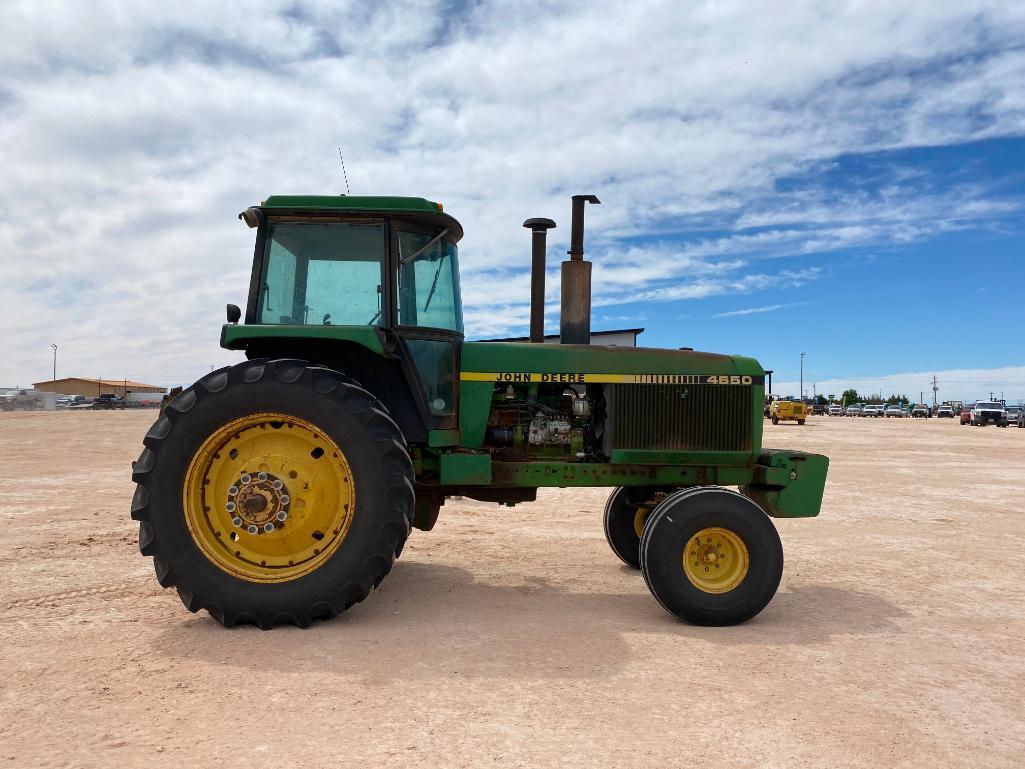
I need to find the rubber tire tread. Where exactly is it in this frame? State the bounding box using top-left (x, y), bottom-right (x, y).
top-left (131, 359), bottom-right (414, 629)
top-left (639, 486), bottom-right (783, 626)
top-left (603, 487), bottom-right (643, 569)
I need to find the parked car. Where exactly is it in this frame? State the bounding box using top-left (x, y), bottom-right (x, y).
top-left (1003, 405), bottom-right (1021, 427)
top-left (92, 394), bottom-right (127, 410)
top-left (885, 405), bottom-right (906, 417)
top-left (865, 404), bottom-right (885, 417)
top-left (910, 404), bottom-right (930, 418)
top-left (960, 406), bottom-right (972, 424)
top-left (828, 404), bottom-right (843, 416)
top-left (845, 404), bottom-right (862, 416)
top-left (970, 401), bottom-right (1008, 426)
top-left (936, 405), bottom-right (954, 418)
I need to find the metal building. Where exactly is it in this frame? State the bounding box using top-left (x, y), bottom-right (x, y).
top-left (32, 377), bottom-right (166, 399)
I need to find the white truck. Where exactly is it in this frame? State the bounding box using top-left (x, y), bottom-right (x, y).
top-left (970, 401), bottom-right (1008, 427)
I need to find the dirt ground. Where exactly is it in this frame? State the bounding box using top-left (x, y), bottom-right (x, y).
top-left (1, 411), bottom-right (1023, 768)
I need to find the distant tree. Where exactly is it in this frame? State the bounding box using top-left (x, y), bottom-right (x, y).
top-left (816, 394), bottom-right (828, 406)
top-left (841, 388), bottom-right (861, 404)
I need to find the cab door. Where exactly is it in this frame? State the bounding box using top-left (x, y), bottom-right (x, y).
top-left (391, 224), bottom-right (464, 431)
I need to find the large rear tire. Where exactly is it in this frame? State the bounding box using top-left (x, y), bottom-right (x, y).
top-left (131, 359), bottom-right (414, 629)
top-left (640, 487), bottom-right (783, 625)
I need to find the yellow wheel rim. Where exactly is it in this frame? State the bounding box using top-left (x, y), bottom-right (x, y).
top-left (633, 506), bottom-right (650, 539)
top-left (683, 527), bottom-right (749, 594)
top-left (182, 412), bottom-right (355, 583)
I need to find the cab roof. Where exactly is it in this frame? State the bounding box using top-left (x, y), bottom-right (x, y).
top-left (259, 195), bottom-right (463, 241)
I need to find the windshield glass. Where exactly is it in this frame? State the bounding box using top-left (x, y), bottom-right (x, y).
top-left (978, 402), bottom-right (1002, 409)
top-left (396, 231), bottom-right (463, 332)
top-left (257, 221), bottom-right (385, 325)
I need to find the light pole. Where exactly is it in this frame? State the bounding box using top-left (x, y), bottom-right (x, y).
top-left (800, 352), bottom-right (805, 401)
top-left (50, 344), bottom-right (57, 382)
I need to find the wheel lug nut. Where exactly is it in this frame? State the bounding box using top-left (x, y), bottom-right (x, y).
top-left (272, 479), bottom-right (283, 490)
top-left (258, 472), bottom-right (268, 481)
top-left (263, 522), bottom-right (275, 533)
top-left (280, 495), bottom-right (290, 505)
top-left (247, 524), bottom-right (259, 535)
top-left (232, 517), bottom-right (243, 527)
top-left (228, 486), bottom-right (239, 497)
top-left (241, 474), bottom-right (252, 484)
top-left (225, 502), bottom-right (236, 513)
top-left (276, 511), bottom-right (288, 522)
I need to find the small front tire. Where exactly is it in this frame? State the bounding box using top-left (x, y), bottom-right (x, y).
top-left (640, 487), bottom-right (783, 625)
top-left (603, 487), bottom-right (669, 569)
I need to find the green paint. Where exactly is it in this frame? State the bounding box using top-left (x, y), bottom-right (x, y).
top-left (439, 453), bottom-right (492, 484)
top-left (609, 449), bottom-right (754, 467)
top-left (428, 429), bottom-right (460, 447)
top-left (740, 450), bottom-right (830, 518)
top-left (221, 324), bottom-right (386, 354)
top-left (262, 195), bottom-right (444, 214)
top-left (461, 341), bottom-right (763, 377)
top-left (457, 381), bottom-right (494, 448)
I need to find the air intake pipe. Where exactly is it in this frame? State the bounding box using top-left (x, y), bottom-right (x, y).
top-left (560, 194), bottom-right (600, 345)
top-left (522, 217), bottom-right (557, 343)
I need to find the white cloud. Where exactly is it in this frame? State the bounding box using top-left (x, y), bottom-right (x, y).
top-left (0, 1), bottom-right (1024, 386)
top-left (714, 303), bottom-right (806, 318)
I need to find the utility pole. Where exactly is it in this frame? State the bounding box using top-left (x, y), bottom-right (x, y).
top-left (800, 352), bottom-right (805, 401)
top-left (813, 382), bottom-right (817, 402)
top-left (50, 344), bottom-right (57, 382)
top-left (931, 375), bottom-right (939, 408)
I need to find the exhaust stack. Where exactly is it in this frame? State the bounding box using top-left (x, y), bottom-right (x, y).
top-left (560, 194), bottom-right (600, 345)
top-left (522, 217), bottom-right (557, 343)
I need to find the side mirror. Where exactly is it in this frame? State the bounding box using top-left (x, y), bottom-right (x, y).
top-left (226, 303), bottom-right (241, 324)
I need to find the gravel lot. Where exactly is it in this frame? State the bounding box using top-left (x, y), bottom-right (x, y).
top-left (1, 410), bottom-right (1023, 768)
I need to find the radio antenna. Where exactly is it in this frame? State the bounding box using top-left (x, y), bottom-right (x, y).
top-left (337, 147), bottom-right (351, 195)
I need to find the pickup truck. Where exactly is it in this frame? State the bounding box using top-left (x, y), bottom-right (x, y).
top-left (910, 404), bottom-right (930, 418)
top-left (970, 401), bottom-right (1008, 427)
top-left (936, 405), bottom-right (955, 418)
top-left (92, 394), bottom-right (127, 410)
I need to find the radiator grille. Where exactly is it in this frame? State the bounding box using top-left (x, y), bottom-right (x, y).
top-left (606, 384), bottom-right (752, 453)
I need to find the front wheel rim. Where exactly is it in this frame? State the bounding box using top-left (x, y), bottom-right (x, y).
top-left (182, 412), bottom-right (356, 583)
top-left (682, 527), bottom-right (750, 594)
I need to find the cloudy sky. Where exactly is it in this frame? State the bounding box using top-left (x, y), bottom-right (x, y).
top-left (1, 1), bottom-right (1023, 400)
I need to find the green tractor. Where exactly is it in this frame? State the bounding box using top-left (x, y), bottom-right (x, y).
top-left (132, 194), bottom-right (828, 628)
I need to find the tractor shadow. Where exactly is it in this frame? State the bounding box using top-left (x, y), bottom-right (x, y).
top-left (151, 560), bottom-right (907, 681)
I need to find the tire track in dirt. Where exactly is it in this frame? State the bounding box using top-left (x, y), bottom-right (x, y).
top-left (0, 579), bottom-right (160, 616)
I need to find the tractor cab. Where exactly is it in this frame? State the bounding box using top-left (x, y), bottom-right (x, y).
top-left (231, 196), bottom-right (465, 435)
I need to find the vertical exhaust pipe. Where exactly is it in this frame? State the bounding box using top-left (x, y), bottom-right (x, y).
top-left (560, 194), bottom-right (600, 345)
top-left (523, 217), bottom-right (557, 343)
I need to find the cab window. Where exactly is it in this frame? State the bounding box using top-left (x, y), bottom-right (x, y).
top-left (396, 230), bottom-right (463, 332)
top-left (257, 222), bottom-right (385, 325)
